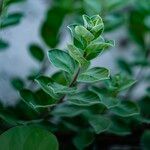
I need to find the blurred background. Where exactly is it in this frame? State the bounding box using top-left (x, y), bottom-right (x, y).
top-left (0, 0), bottom-right (150, 106)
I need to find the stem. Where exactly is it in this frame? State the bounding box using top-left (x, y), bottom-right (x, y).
top-left (58, 67), bottom-right (80, 103)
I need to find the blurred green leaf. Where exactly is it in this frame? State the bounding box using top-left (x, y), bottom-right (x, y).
top-left (108, 116), bottom-right (131, 136)
top-left (138, 96), bottom-right (150, 123)
top-left (128, 7), bottom-right (149, 48)
top-left (90, 86), bottom-right (119, 108)
top-left (88, 115), bottom-right (111, 134)
top-left (29, 44), bottom-right (44, 62)
top-left (51, 104), bottom-right (85, 117)
top-left (110, 100), bottom-right (139, 117)
top-left (0, 125), bottom-right (58, 150)
top-left (0, 12), bottom-right (23, 28)
top-left (78, 67), bottom-right (110, 83)
top-left (107, 74), bottom-right (136, 91)
top-left (11, 77), bottom-right (24, 90)
top-left (141, 130), bottom-right (150, 150)
top-left (0, 39), bottom-right (9, 50)
top-left (117, 58), bottom-right (132, 75)
top-left (20, 89), bottom-right (57, 109)
top-left (67, 91), bottom-right (101, 106)
top-left (73, 130), bottom-right (94, 150)
top-left (41, 7), bottom-right (68, 48)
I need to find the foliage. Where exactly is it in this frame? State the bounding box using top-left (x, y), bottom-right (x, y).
top-left (0, 0), bottom-right (150, 149)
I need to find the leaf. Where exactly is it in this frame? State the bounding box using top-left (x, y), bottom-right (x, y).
top-left (88, 115), bottom-right (111, 134)
top-left (41, 7), bottom-right (67, 48)
top-left (110, 100), bottom-right (139, 117)
top-left (48, 49), bottom-right (77, 75)
top-left (75, 25), bottom-right (95, 43)
top-left (0, 39), bottom-right (9, 50)
top-left (20, 89), bottom-right (57, 109)
top-left (141, 130), bottom-right (150, 150)
top-left (51, 104), bottom-right (85, 117)
top-left (51, 71), bottom-right (68, 85)
top-left (0, 125), bottom-right (59, 150)
top-left (35, 76), bottom-right (59, 99)
top-left (11, 77), bottom-right (24, 90)
top-left (83, 0), bottom-right (101, 15)
top-left (67, 91), bottom-right (101, 106)
top-left (67, 24), bottom-right (85, 50)
top-left (108, 116), bottom-right (131, 136)
top-left (83, 14), bottom-right (104, 38)
top-left (0, 12), bottom-right (23, 29)
top-left (77, 67), bottom-right (110, 83)
top-left (68, 44), bottom-right (89, 67)
top-left (107, 74), bottom-right (136, 91)
top-left (117, 58), bottom-right (132, 75)
top-left (104, 14), bottom-right (124, 32)
top-left (73, 130), bottom-right (94, 150)
top-left (29, 44), bottom-right (44, 62)
top-left (90, 86), bottom-right (119, 108)
top-left (138, 96), bottom-right (150, 123)
top-left (85, 36), bottom-right (114, 60)
top-left (0, 109), bottom-right (19, 126)
top-left (48, 82), bottom-right (76, 94)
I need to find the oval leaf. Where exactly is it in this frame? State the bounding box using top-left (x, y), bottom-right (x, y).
top-left (110, 100), bottom-right (139, 117)
top-left (77, 67), bottom-right (110, 83)
top-left (0, 125), bottom-right (58, 150)
top-left (48, 49), bottom-right (77, 75)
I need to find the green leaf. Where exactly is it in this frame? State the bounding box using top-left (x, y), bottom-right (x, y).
top-left (41, 7), bottom-right (67, 48)
top-left (0, 39), bottom-right (9, 50)
top-left (83, 0), bottom-right (102, 15)
top-left (73, 130), bottom-right (94, 150)
top-left (48, 82), bottom-right (76, 94)
top-left (107, 74), bottom-right (136, 91)
top-left (51, 71), bottom-right (68, 85)
top-left (0, 109), bottom-right (19, 126)
top-left (117, 58), bottom-right (132, 75)
top-left (108, 116), bottom-right (131, 136)
top-left (48, 49), bottom-right (77, 75)
top-left (29, 44), bottom-right (44, 62)
top-left (83, 15), bottom-right (104, 38)
top-left (75, 25), bottom-right (95, 43)
top-left (35, 76), bottom-right (59, 99)
top-left (67, 91), bottom-right (101, 106)
top-left (51, 104), bottom-right (85, 117)
top-left (68, 44), bottom-right (89, 67)
top-left (0, 12), bottom-right (23, 28)
top-left (20, 89), bottom-right (57, 109)
top-left (141, 130), bottom-right (150, 150)
top-left (85, 36), bottom-right (114, 60)
top-left (88, 115), bottom-right (111, 134)
top-left (0, 125), bottom-right (58, 150)
top-left (104, 14), bottom-right (124, 31)
top-left (77, 67), bottom-right (110, 83)
top-left (138, 96), bottom-right (150, 123)
top-left (90, 86), bottom-right (119, 108)
top-left (11, 77), bottom-right (24, 90)
top-left (110, 100), bottom-right (139, 117)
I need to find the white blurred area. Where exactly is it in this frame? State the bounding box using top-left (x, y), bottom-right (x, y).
top-left (0, 0), bottom-right (148, 106)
